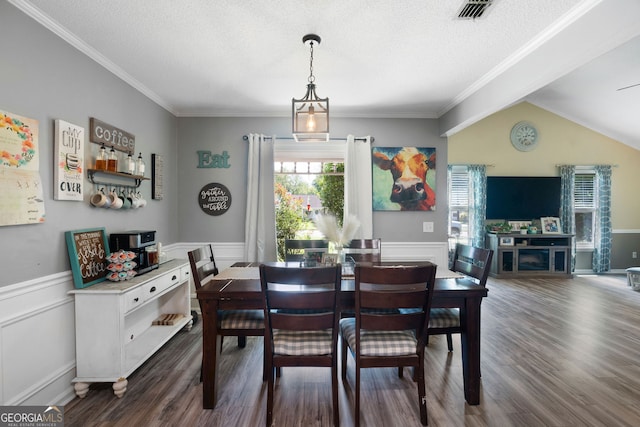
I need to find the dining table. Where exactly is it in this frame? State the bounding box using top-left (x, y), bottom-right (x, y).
top-left (196, 261), bottom-right (488, 409)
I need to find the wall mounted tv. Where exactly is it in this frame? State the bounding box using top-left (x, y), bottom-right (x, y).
top-left (485, 176), bottom-right (561, 220)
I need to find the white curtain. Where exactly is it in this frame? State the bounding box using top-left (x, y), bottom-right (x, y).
top-left (344, 135), bottom-right (373, 238)
top-left (244, 134), bottom-right (277, 262)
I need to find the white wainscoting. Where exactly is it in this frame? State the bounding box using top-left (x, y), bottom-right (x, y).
top-left (0, 272), bottom-right (77, 406)
top-left (0, 241), bottom-right (447, 404)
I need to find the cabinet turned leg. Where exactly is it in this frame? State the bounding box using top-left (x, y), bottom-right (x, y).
top-left (112, 378), bottom-right (128, 398)
top-left (74, 382), bottom-right (90, 398)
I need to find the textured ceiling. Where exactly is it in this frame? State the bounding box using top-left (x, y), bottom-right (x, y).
top-left (10, 0), bottom-right (640, 149)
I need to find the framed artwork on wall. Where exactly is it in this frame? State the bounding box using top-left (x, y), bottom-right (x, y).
top-left (54, 119), bottom-right (84, 201)
top-left (371, 146), bottom-right (436, 211)
top-left (152, 153), bottom-right (163, 200)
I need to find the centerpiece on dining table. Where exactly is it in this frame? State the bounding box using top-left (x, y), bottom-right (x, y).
top-left (313, 213), bottom-right (361, 265)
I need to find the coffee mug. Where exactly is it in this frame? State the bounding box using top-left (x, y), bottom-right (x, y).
top-left (121, 192), bottom-right (131, 209)
top-left (90, 188), bottom-right (110, 208)
top-left (129, 193), bottom-right (140, 209)
top-left (109, 190), bottom-right (122, 209)
top-left (137, 195), bottom-right (147, 208)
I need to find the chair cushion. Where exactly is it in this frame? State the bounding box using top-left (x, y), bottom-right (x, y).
top-left (340, 318), bottom-right (417, 356)
top-left (428, 308), bottom-right (460, 328)
top-left (272, 329), bottom-right (333, 356)
top-left (218, 310), bottom-right (264, 330)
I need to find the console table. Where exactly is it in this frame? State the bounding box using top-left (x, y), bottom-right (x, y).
top-left (485, 233), bottom-right (573, 278)
top-left (69, 259), bottom-right (192, 398)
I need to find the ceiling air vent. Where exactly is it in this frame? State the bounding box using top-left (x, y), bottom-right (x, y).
top-left (457, 0), bottom-right (494, 19)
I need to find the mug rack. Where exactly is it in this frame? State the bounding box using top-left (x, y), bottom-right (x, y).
top-left (88, 169), bottom-right (149, 190)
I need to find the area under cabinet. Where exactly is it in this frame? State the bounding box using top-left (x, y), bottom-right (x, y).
top-left (486, 233), bottom-right (574, 278)
top-left (69, 259), bottom-right (192, 398)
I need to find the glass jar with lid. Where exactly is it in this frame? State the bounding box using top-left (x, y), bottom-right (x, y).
top-left (95, 144), bottom-right (107, 170)
top-left (135, 152), bottom-right (145, 176)
top-left (107, 147), bottom-right (118, 172)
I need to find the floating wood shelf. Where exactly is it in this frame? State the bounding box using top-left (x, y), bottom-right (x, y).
top-left (88, 169), bottom-right (149, 189)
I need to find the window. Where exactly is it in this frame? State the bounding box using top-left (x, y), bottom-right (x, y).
top-left (448, 166), bottom-right (470, 244)
top-left (273, 141), bottom-right (346, 260)
top-left (574, 171), bottom-right (596, 249)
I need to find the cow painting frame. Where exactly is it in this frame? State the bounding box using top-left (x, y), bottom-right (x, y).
top-left (372, 146), bottom-right (436, 211)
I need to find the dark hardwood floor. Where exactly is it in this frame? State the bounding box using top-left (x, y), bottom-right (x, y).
top-left (64, 274), bottom-right (640, 426)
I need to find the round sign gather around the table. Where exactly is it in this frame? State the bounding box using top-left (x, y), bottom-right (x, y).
top-left (198, 183), bottom-right (231, 216)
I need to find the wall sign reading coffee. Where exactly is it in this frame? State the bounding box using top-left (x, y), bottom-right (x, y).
top-left (89, 117), bottom-right (135, 153)
top-left (65, 227), bottom-right (110, 288)
top-left (198, 182), bottom-right (231, 216)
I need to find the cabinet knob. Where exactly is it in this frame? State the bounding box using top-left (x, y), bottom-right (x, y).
top-left (171, 275), bottom-right (177, 281)
top-left (149, 286), bottom-right (156, 293)
top-left (134, 297), bottom-right (139, 302)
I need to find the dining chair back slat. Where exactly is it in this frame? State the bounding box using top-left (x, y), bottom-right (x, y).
top-left (343, 238), bottom-right (382, 263)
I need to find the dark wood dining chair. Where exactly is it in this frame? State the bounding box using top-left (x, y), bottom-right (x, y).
top-left (260, 263), bottom-right (341, 427)
top-left (283, 239), bottom-right (329, 262)
top-left (343, 238), bottom-right (382, 263)
top-left (188, 245), bottom-right (265, 380)
top-left (428, 244), bottom-right (493, 351)
top-left (340, 263), bottom-right (437, 426)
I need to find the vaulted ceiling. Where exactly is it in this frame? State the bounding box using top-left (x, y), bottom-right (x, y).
top-left (11, 0), bottom-right (640, 150)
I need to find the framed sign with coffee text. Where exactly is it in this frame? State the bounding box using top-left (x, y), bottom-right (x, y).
top-left (54, 120), bottom-right (84, 201)
top-left (65, 227), bottom-right (110, 288)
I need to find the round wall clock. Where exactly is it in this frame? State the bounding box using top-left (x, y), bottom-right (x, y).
top-left (510, 121), bottom-right (539, 152)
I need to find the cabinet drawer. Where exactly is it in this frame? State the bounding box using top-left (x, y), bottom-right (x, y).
top-left (181, 266), bottom-right (191, 283)
top-left (124, 287), bottom-right (145, 313)
top-left (143, 269), bottom-right (181, 299)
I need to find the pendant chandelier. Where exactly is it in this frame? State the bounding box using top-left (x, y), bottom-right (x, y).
top-left (292, 34), bottom-right (329, 142)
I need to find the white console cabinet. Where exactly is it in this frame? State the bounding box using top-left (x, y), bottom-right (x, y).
top-left (69, 259), bottom-right (192, 398)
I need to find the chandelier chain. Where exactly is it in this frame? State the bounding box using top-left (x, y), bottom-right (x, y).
top-left (308, 41), bottom-right (315, 84)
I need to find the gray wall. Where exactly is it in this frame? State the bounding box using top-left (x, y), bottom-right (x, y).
top-left (0, 3), bottom-right (178, 286)
top-left (176, 116), bottom-right (448, 244)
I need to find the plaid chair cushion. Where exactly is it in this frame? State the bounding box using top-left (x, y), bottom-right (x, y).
top-left (428, 308), bottom-right (460, 328)
top-left (340, 318), bottom-right (417, 356)
top-left (272, 329), bottom-right (333, 356)
top-left (218, 310), bottom-right (264, 330)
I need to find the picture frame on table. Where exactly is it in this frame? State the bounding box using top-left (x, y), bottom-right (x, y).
top-left (321, 253), bottom-right (338, 265)
top-left (541, 217), bottom-right (561, 234)
top-left (304, 249), bottom-right (327, 266)
top-left (499, 236), bottom-right (514, 246)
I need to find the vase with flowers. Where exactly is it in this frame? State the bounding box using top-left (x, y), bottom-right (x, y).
top-left (313, 213), bottom-right (361, 264)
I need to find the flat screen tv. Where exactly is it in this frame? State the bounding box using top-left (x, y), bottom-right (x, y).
top-left (485, 176), bottom-right (561, 221)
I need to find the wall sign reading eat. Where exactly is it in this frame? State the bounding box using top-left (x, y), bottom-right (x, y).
top-left (65, 228), bottom-right (110, 288)
top-left (198, 183), bottom-right (231, 216)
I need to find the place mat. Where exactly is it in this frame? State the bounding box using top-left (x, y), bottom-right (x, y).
top-left (214, 267), bottom-right (260, 280)
top-left (437, 270), bottom-right (465, 279)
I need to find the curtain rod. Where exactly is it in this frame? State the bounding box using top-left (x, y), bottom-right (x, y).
top-left (242, 135), bottom-right (374, 143)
